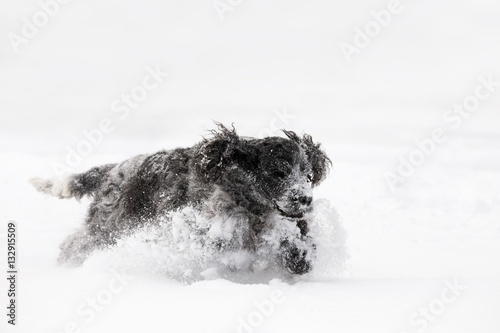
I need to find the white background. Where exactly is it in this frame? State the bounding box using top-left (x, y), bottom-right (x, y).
top-left (1, 0), bottom-right (499, 332)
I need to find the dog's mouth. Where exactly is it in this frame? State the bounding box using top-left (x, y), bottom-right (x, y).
top-left (274, 202), bottom-right (305, 219)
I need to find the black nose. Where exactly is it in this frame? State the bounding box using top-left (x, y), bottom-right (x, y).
top-left (297, 196), bottom-right (312, 206)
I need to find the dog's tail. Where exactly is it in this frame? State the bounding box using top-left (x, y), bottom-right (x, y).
top-left (29, 164), bottom-right (116, 200)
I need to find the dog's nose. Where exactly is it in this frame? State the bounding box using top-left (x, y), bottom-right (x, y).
top-left (297, 196), bottom-right (312, 206)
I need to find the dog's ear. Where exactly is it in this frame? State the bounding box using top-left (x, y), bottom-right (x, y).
top-left (194, 123), bottom-right (239, 182)
top-left (301, 134), bottom-right (331, 186)
top-left (283, 130), bottom-right (331, 186)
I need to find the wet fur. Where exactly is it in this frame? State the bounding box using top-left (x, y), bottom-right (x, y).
top-left (30, 124), bottom-right (331, 274)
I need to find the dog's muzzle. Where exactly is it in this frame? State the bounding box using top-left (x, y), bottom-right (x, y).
top-left (274, 194), bottom-right (312, 219)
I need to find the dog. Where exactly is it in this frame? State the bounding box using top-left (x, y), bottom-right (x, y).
top-left (30, 124), bottom-right (331, 275)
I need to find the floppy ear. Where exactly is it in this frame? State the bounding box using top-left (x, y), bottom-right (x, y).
top-left (301, 134), bottom-right (331, 186)
top-left (282, 130), bottom-right (331, 186)
top-left (194, 123), bottom-right (239, 182)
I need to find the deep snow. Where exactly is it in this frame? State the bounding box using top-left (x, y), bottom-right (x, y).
top-left (1, 0), bottom-right (500, 332)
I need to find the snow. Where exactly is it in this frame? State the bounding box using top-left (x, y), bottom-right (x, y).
top-left (1, 0), bottom-right (500, 332)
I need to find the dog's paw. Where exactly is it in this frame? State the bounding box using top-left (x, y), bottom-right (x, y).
top-left (278, 239), bottom-right (313, 275)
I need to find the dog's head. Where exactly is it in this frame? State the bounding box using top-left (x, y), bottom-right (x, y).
top-left (257, 130), bottom-right (331, 218)
top-left (194, 124), bottom-right (331, 218)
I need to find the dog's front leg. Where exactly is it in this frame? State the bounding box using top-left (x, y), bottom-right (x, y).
top-left (277, 218), bottom-right (316, 275)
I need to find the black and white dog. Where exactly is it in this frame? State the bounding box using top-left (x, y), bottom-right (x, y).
top-left (30, 124), bottom-right (330, 274)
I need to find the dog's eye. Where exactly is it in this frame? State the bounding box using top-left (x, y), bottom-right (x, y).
top-left (270, 165), bottom-right (291, 179)
top-left (306, 174), bottom-right (313, 183)
top-left (268, 159), bottom-right (291, 179)
top-left (273, 170), bottom-right (287, 179)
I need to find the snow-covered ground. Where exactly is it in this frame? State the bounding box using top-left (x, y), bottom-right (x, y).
top-left (1, 0), bottom-right (500, 332)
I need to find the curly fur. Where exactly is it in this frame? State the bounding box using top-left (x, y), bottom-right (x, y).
top-left (30, 124), bottom-right (331, 274)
